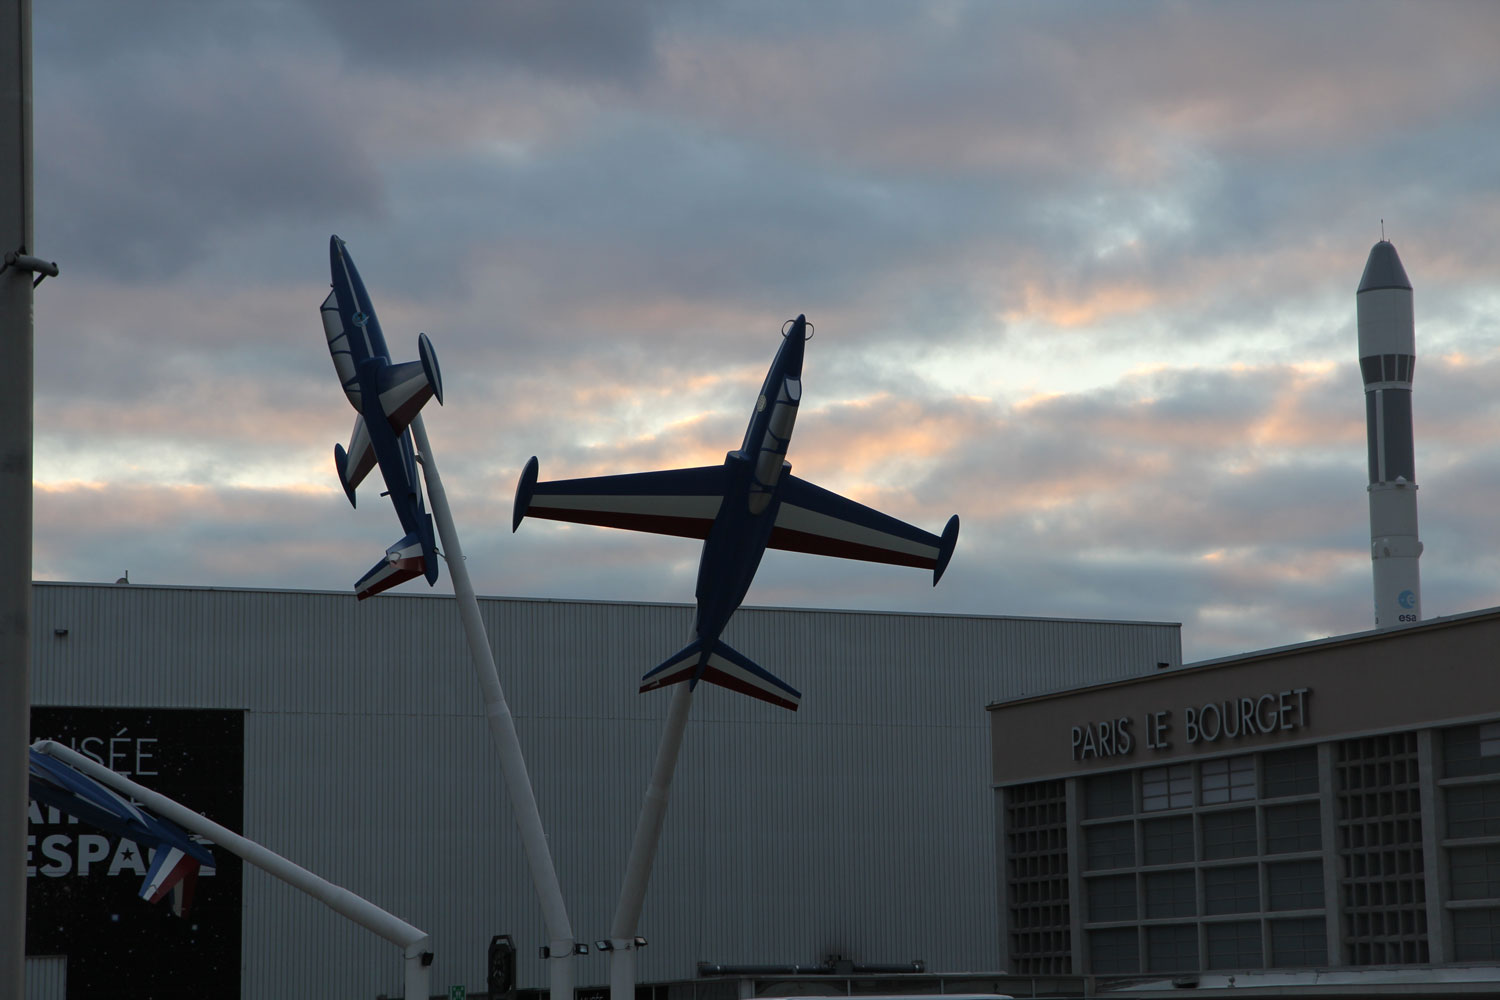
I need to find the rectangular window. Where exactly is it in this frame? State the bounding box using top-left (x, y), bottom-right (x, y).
top-left (1085, 771), bottom-right (1135, 819)
top-left (1145, 923), bottom-right (1199, 973)
top-left (1443, 722), bottom-right (1500, 778)
top-left (1452, 907), bottom-right (1500, 962)
top-left (1142, 815), bottom-right (1194, 865)
top-left (1206, 921), bottom-right (1262, 970)
top-left (1270, 917), bottom-right (1327, 967)
top-left (1268, 859), bottom-right (1324, 911)
top-left (1089, 927), bottom-right (1139, 973)
top-left (1263, 746), bottom-right (1319, 797)
top-left (1447, 782), bottom-right (1500, 839)
top-left (1202, 808), bottom-right (1257, 859)
top-left (1086, 874), bottom-right (1137, 922)
top-left (1451, 845), bottom-right (1500, 901)
top-left (1204, 864), bottom-right (1259, 915)
top-left (1143, 764), bottom-right (1193, 811)
top-left (1144, 869), bottom-right (1196, 918)
top-left (1085, 821), bottom-right (1136, 870)
top-left (1202, 756), bottom-right (1255, 804)
top-left (1265, 801), bottom-right (1321, 854)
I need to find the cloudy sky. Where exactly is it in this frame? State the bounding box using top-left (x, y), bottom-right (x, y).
top-left (28, 1), bottom-right (1500, 664)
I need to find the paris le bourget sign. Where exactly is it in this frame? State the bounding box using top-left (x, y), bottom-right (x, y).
top-left (1070, 687), bottom-right (1312, 762)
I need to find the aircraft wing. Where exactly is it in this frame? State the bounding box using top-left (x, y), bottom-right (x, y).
top-left (513, 457), bottom-right (727, 539)
top-left (770, 474), bottom-right (959, 584)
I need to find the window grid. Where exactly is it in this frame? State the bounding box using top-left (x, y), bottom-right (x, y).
top-left (1263, 746), bottom-right (1319, 798)
top-left (1202, 808), bottom-right (1257, 860)
top-left (1142, 815), bottom-right (1194, 865)
top-left (1073, 754), bottom-right (1329, 975)
top-left (1143, 764), bottom-right (1193, 811)
top-left (1336, 733), bottom-right (1429, 965)
top-left (1271, 917), bottom-right (1328, 967)
top-left (1440, 721), bottom-right (1500, 963)
top-left (1202, 756), bottom-right (1256, 804)
top-left (1444, 722), bottom-right (1500, 778)
top-left (1265, 801), bottom-right (1322, 855)
top-left (1206, 921), bottom-right (1262, 970)
top-left (1086, 874), bottom-right (1137, 922)
top-left (1004, 780), bottom-right (1071, 975)
top-left (1450, 845), bottom-right (1500, 900)
top-left (1088, 927), bottom-right (1139, 974)
top-left (1145, 923), bottom-right (1198, 973)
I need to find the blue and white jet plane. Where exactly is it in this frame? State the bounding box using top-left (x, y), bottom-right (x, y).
top-left (321, 235), bottom-right (445, 599)
top-left (28, 747), bottom-right (216, 915)
top-left (513, 315), bottom-right (959, 711)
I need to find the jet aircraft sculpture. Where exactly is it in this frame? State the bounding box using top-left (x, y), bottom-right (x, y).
top-left (27, 746), bottom-right (215, 915)
top-left (321, 235), bottom-right (445, 599)
top-left (513, 315), bottom-right (959, 710)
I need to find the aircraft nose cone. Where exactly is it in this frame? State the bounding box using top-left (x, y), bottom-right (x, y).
top-left (781, 314), bottom-right (808, 374)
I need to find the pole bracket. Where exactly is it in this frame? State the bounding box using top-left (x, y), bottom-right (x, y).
top-left (2, 249), bottom-right (59, 287)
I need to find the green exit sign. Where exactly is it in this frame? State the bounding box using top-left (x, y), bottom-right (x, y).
top-left (449, 987), bottom-right (466, 1000)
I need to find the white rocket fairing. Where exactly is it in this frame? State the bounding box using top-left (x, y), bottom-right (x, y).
top-left (1357, 239), bottom-right (1422, 629)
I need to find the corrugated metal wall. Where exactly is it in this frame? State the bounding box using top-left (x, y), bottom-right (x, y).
top-left (31, 582), bottom-right (1179, 998)
top-left (24, 956), bottom-right (65, 1000)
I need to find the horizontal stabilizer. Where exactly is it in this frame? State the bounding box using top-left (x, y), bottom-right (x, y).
top-left (770, 474), bottom-right (960, 584)
top-left (640, 638), bottom-right (800, 711)
top-left (513, 457), bottom-right (726, 538)
top-left (354, 529), bottom-right (428, 600)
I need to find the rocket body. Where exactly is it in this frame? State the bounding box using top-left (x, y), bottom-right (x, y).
top-left (1357, 240), bottom-right (1422, 629)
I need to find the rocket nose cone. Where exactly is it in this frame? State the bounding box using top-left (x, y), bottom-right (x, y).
top-left (1358, 240), bottom-right (1412, 293)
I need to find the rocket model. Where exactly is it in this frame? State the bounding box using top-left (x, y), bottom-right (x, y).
top-left (1357, 239), bottom-right (1422, 629)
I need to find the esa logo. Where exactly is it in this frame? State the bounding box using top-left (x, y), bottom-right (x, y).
top-left (1397, 589), bottom-right (1418, 622)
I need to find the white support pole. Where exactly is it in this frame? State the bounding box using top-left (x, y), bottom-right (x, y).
top-left (410, 415), bottom-right (576, 1000)
top-left (32, 740), bottom-right (432, 1000)
top-left (608, 683), bottom-right (695, 1000)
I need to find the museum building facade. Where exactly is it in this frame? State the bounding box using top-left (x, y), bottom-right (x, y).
top-left (989, 607), bottom-right (1500, 989)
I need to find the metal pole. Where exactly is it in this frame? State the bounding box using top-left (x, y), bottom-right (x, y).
top-left (608, 683), bottom-right (695, 1000)
top-left (0, 0), bottom-right (32, 995)
top-left (33, 740), bottom-right (433, 1000)
top-left (410, 414), bottom-right (576, 1000)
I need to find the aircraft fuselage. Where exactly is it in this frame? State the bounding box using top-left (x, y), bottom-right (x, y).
top-left (692, 315), bottom-right (807, 641)
top-left (328, 238), bottom-right (425, 540)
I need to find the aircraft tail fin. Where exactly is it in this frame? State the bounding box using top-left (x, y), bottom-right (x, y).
top-left (354, 525), bottom-right (433, 600)
top-left (639, 638), bottom-right (801, 711)
top-left (141, 845), bottom-right (202, 914)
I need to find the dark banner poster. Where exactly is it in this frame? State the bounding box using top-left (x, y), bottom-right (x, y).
top-left (27, 707), bottom-right (244, 999)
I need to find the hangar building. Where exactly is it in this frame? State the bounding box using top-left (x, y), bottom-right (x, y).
top-left (25, 581), bottom-right (1179, 999)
